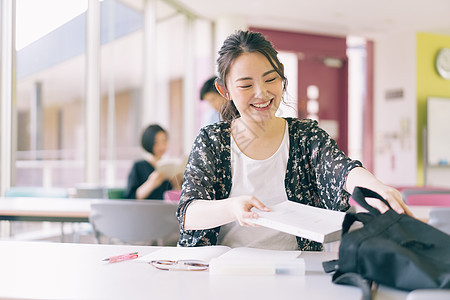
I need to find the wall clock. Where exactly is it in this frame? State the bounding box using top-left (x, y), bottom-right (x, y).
top-left (436, 48), bottom-right (450, 80)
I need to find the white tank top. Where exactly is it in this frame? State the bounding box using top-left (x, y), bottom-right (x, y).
top-left (217, 120), bottom-right (298, 250)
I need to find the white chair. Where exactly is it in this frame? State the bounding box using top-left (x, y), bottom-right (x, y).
top-left (89, 200), bottom-right (179, 245)
top-left (428, 207), bottom-right (450, 235)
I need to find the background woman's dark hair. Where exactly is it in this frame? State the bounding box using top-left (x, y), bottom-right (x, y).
top-left (141, 124), bottom-right (166, 154)
top-left (216, 30), bottom-right (288, 122)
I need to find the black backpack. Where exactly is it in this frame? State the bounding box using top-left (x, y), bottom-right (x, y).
top-left (323, 187), bottom-right (450, 299)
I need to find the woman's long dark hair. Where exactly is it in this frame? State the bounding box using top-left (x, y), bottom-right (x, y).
top-left (141, 124), bottom-right (166, 154)
top-left (216, 30), bottom-right (288, 122)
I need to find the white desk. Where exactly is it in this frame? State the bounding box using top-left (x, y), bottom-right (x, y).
top-left (0, 197), bottom-right (92, 223)
top-left (0, 241), bottom-right (410, 300)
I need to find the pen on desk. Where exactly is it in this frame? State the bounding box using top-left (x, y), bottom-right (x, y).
top-left (103, 251), bottom-right (139, 263)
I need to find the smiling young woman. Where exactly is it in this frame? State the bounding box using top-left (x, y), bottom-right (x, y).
top-left (176, 30), bottom-right (411, 251)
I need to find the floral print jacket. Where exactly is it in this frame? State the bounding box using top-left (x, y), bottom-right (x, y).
top-left (176, 117), bottom-right (362, 250)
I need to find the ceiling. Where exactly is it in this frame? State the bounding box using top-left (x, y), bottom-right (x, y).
top-left (16, 0), bottom-right (450, 111)
top-left (125, 0), bottom-right (450, 40)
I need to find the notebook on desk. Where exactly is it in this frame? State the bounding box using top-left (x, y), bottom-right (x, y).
top-left (137, 246), bottom-right (304, 275)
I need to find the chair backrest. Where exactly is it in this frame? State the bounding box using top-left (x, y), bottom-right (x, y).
top-left (400, 187), bottom-right (450, 202)
top-left (405, 193), bottom-right (450, 206)
top-left (89, 200), bottom-right (179, 244)
top-left (428, 207), bottom-right (450, 235)
top-left (73, 186), bottom-right (107, 199)
top-left (107, 188), bottom-right (127, 199)
top-left (4, 186), bottom-right (68, 198)
top-left (395, 185), bottom-right (450, 192)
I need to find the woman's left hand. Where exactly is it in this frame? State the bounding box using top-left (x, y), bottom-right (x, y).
top-left (367, 185), bottom-right (414, 216)
top-left (346, 167), bottom-right (414, 216)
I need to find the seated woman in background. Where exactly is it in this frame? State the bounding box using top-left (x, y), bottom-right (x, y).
top-left (125, 124), bottom-right (178, 200)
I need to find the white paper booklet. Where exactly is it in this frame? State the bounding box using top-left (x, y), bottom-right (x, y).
top-left (156, 156), bottom-right (188, 178)
top-left (136, 245), bottom-right (231, 263)
top-left (244, 200), bottom-right (346, 243)
top-left (137, 246), bottom-right (304, 275)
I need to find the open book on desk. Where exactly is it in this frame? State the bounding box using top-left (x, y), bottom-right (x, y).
top-left (244, 200), bottom-right (346, 244)
top-left (137, 246), bottom-right (304, 275)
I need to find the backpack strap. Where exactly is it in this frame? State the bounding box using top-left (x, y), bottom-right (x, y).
top-left (332, 271), bottom-right (374, 300)
top-left (341, 212), bottom-right (373, 234)
top-left (322, 187), bottom-right (385, 299)
top-left (352, 187), bottom-right (392, 215)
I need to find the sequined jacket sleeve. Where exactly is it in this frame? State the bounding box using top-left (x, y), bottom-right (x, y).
top-left (176, 122), bottom-right (232, 247)
top-left (285, 118), bottom-right (361, 209)
top-left (284, 118), bottom-right (362, 250)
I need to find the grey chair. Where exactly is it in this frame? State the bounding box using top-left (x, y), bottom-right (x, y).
top-left (73, 186), bottom-right (107, 199)
top-left (89, 200), bottom-right (179, 245)
top-left (428, 207), bottom-right (450, 235)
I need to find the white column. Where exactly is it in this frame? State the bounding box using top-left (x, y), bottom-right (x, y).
top-left (30, 81), bottom-right (44, 160)
top-left (105, 0), bottom-right (116, 187)
top-left (85, 0), bottom-right (101, 185)
top-left (182, 16), bottom-right (196, 155)
top-left (347, 38), bottom-right (366, 162)
top-left (142, 0), bottom-right (157, 128)
top-left (214, 15), bottom-right (247, 61)
top-left (1, 0), bottom-right (16, 195)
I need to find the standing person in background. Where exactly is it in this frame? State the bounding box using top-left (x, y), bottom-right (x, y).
top-left (177, 30), bottom-right (412, 251)
top-left (200, 76), bottom-right (227, 126)
top-left (125, 124), bottom-right (177, 199)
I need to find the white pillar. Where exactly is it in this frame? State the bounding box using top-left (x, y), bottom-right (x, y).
top-left (182, 16), bottom-right (196, 155)
top-left (105, 0), bottom-right (116, 187)
top-left (142, 0), bottom-right (157, 128)
top-left (1, 0), bottom-right (16, 195)
top-left (347, 37), bottom-right (366, 162)
top-left (30, 81), bottom-right (44, 160)
top-left (85, 0), bottom-right (101, 185)
top-left (214, 15), bottom-right (247, 61)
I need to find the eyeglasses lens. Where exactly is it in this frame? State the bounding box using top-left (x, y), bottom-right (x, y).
top-left (150, 260), bottom-right (208, 271)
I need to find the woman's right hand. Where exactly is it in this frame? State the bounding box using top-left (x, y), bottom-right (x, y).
top-left (227, 195), bottom-right (270, 226)
top-left (136, 171), bottom-right (166, 199)
top-left (147, 171), bottom-right (166, 187)
top-left (184, 196), bottom-right (270, 230)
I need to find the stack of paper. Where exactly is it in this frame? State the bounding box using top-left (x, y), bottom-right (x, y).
top-left (137, 246), bottom-right (305, 276)
top-left (156, 157), bottom-right (188, 178)
top-left (244, 200), bottom-right (346, 243)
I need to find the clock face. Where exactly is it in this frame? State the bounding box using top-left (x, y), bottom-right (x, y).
top-left (436, 48), bottom-right (450, 80)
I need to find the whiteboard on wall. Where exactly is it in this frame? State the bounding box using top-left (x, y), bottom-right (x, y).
top-left (427, 97), bottom-right (450, 166)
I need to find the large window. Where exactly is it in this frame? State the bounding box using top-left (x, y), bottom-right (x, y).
top-left (16, 0), bottom-right (88, 187)
top-left (12, 0), bottom-right (214, 190)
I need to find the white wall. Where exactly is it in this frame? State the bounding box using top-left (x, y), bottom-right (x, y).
top-left (373, 32), bottom-right (417, 186)
top-left (155, 15), bottom-right (187, 130)
top-left (214, 15), bottom-right (247, 61)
